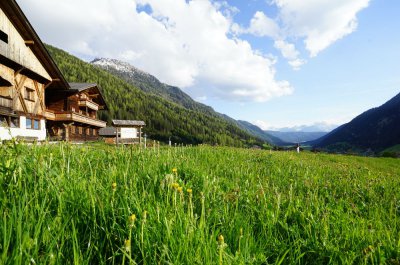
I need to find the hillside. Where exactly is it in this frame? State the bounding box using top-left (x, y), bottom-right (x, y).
top-left (46, 45), bottom-right (264, 146)
top-left (266, 131), bottom-right (327, 144)
top-left (314, 92), bottom-right (400, 152)
top-left (91, 58), bottom-right (215, 114)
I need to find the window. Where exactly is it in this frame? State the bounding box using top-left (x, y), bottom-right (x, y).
top-left (33, 119), bottom-right (40, 130)
top-left (26, 118), bottom-right (40, 130)
top-left (0, 30), bottom-right (8, 44)
top-left (10, 117), bottom-right (19, 128)
top-left (79, 127), bottom-right (83, 135)
top-left (26, 118), bottom-right (32, 129)
top-left (25, 87), bottom-right (35, 101)
top-left (0, 115), bottom-right (19, 128)
top-left (0, 115), bottom-right (7, 127)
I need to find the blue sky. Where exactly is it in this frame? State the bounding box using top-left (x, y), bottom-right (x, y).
top-left (19, 0), bottom-right (400, 130)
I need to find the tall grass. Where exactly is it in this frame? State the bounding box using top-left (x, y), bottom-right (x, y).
top-left (0, 142), bottom-right (399, 264)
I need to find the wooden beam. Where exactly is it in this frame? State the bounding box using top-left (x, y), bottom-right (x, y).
top-left (14, 73), bottom-right (28, 114)
top-left (33, 81), bottom-right (45, 112)
top-left (25, 40), bottom-right (35, 46)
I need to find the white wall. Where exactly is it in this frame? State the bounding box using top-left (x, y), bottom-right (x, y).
top-left (0, 116), bottom-right (46, 141)
top-left (120, 127), bottom-right (138, 139)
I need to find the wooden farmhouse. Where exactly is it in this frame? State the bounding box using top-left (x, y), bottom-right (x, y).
top-left (0, 0), bottom-right (107, 142)
top-left (46, 83), bottom-right (107, 141)
top-left (99, 120), bottom-right (145, 144)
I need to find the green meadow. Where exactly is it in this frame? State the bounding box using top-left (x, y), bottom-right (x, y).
top-left (0, 143), bottom-right (399, 264)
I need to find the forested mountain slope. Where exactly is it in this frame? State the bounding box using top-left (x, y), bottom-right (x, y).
top-left (46, 45), bottom-right (264, 146)
top-left (314, 92), bottom-right (400, 152)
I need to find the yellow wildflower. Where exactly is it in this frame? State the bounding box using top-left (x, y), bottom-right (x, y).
top-left (172, 168), bottom-right (177, 173)
top-left (129, 214), bottom-right (136, 227)
top-left (218, 234), bottom-right (224, 245)
top-left (112, 182), bottom-right (117, 192)
top-left (124, 239), bottom-right (131, 252)
top-left (187, 188), bottom-right (193, 194)
top-left (177, 187), bottom-right (183, 193)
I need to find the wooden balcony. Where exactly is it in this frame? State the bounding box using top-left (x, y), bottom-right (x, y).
top-left (45, 110), bottom-right (106, 128)
top-left (78, 100), bottom-right (99, 111)
top-left (45, 110), bottom-right (56, 120)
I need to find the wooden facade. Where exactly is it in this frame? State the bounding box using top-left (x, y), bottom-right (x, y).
top-left (0, 1), bottom-right (69, 141)
top-left (0, 1), bottom-right (107, 142)
top-left (46, 83), bottom-right (107, 142)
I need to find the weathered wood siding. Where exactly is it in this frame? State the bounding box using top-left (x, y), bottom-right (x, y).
top-left (0, 8), bottom-right (51, 81)
top-left (0, 64), bottom-right (46, 116)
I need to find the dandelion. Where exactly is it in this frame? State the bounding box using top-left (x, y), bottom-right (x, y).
top-left (187, 188), bottom-right (193, 195)
top-left (112, 182), bottom-right (117, 192)
top-left (177, 187), bottom-right (183, 193)
top-left (124, 239), bottom-right (131, 253)
top-left (129, 214), bottom-right (136, 227)
top-left (171, 183), bottom-right (180, 190)
top-left (218, 234), bottom-right (224, 245)
top-left (172, 168), bottom-right (177, 173)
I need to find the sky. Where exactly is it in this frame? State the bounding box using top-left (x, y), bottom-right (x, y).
top-left (18, 0), bottom-right (400, 131)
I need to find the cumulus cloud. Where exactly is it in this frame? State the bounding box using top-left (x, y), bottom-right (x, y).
top-left (273, 0), bottom-right (370, 57)
top-left (18, 0), bottom-right (292, 102)
top-left (245, 0), bottom-right (370, 67)
top-left (247, 11), bottom-right (280, 38)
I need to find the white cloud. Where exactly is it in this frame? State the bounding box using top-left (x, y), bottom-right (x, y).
top-left (247, 11), bottom-right (279, 38)
top-left (288, 59), bottom-right (306, 71)
top-left (253, 120), bottom-right (271, 130)
top-left (272, 0), bottom-right (370, 57)
top-left (245, 0), bottom-right (370, 67)
top-left (18, 0), bottom-right (292, 102)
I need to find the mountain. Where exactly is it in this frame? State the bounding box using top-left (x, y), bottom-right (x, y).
top-left (46, 45), bottom-right (265, 146)
top-left (268, 123), bottom-right (338, 132)
top-left (91, 58), bottom-right (214, 114)
top-left (236, 120), bottom-right (289, 146)
top-left (266, 131), bottom-right (327, 144)
top-left (314, 92), bottom-right (400, 152)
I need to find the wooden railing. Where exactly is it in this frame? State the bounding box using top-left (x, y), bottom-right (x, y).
top-left (48, 111), bottom-right (106, 127)
top-left (78, 100), bottom-right (99, 111)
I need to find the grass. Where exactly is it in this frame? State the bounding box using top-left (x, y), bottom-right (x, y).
top-left (0, 142), bottom-right (399, 264)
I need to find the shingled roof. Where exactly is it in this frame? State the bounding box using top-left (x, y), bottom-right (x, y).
top-left (112, 120), bottom-right (146, 127)
top-left (99, 127), bottom-right (119, 137)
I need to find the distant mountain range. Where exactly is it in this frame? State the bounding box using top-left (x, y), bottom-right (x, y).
top-left (266, 131), bottom-right (327, 144)
top-left (313, 92), bottom-right (400, 152)
top-left (269, 123), bottom-right (338, 133)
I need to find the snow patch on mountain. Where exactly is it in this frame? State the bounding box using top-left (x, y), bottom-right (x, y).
top-left (91, 58), bottom-right (150, 77)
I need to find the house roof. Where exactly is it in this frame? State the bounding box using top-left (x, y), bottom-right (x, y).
top-left (99, 127), bottom-right (119, 136)
top-left (69, 83), bottom-right (108, 110)
top-left (112, 120), bottom-right (146, 127)
top-left (0, 0), bottom-right (69, 90)
top-left (69, 83), bottom-right (98, 92)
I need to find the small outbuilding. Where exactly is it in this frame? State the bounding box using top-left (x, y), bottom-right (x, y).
top-left (99, 119), bottom-right (145, 144)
